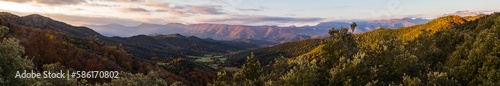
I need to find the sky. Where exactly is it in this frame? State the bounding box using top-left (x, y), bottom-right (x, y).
top-left (0, 0), bottom-right (499, 26)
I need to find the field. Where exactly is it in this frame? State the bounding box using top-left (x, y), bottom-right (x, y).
top-left (188, 54), bottom-right (227, 68)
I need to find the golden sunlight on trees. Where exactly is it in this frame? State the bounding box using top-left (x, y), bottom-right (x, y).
top-left (214, 13), bottom-right (499, 86)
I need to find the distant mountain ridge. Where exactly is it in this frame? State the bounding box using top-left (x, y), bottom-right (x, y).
top-left (87, 18), bottom-right (430, 43)
top-left (0, 12), bottom-right (256, 59)
top-left (224, 15), bottom-right (471, 67)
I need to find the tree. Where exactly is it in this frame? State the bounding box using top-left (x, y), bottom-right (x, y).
top-left (321, 27), bottom-right (359, 69)
top-left (329, 52), bottom-right (372, 85)
top-left (448, 22), bottom-right (500, 85)
top-left (280, 59), bottom-right (322, 86)
top-left (264, 56), bottom-right (290, 82)
top-left (328, 27), bottom-right (337, 37)
top-left (233, 53), bottom-right (264, 86)
top-left (209, 70), bottom-right (229, 86)
top-left (0, 26), bottom-right (8, 37)
top-left (400, 74), bottom-right (422, 86)
top-left (350, 22), bottom-right (357, 33)
top-left (0, 26), bottom-right (33, 86)
top-left (425, 72), bottom-right (459, 85)
top-left (32, 63), bottom-right (83, 86)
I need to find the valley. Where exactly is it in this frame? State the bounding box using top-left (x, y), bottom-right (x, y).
top-left (0, 1), bottom-right (499, 85)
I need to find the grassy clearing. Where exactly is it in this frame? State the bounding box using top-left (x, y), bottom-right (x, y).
top-left (188, 54), bottom-right (227, 68)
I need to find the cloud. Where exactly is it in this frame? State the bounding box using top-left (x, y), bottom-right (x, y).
top-left (83, 3), bottom-right (115, 7)
top-left (4, 0), bottom-right (87, 5)
top-left (197, 15), bottom-right (325, 25)
top-left (42, 13), bottom-right (141, 26)
top-left (168, 5), bottom-right (226, 15)
top-left (285, 14), bottom-right (297, 16)
top-left (148, 3), bottom-right (189, 16)
top-left (35, 0), bottom-right (86, 5)
top-left (236, 6), bottom-right (266, 12)
top-left (185, 5), bottom-right (226, 15)
top-left (0, 9), bottom-right (141, 26)
top-left (237, 8), bottom-right (262, 11)
top-left (208, 0), bottom-right (243, 6)
top-left (0, 0), bottom-right (321, 26)
top-left (155, 9), bottom-right (168, 12)
top-left (145, 2), bottom-right (226, 16)
top-left (120, 7), bottom-right (150, 13)
top-left (160, 5), bottom-right (226, 16)
top-left (108, 0), bottom-right (145, 2)
top-left (168, 10), bottom-right (188, 17)
top-left (3, 0), bottom-right (31, 3)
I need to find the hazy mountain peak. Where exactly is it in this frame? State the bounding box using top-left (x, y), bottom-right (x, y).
top-left (150, 33), bottom-right (186, 38)
top-left (137, 23), bottom-right (163, 27)
top-left (166, 23), bottom-right (186, 26)
top-left (102, 23), bottom-right (126, 27)
top-left (165, 33), bottom-right (185, 38)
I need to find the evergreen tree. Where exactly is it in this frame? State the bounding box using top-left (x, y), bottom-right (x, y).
top-left (209, 70), bottom-right (229, 86)
top-left (32, 63), bottom-right (82, 86)
top-left (321, 27), bottom-right (359, 69)
top-left (329, 52), bottom-right (372, 85)
top-left (0, 26), bottom-right (33, 86)
top-left (0, 26), bottom-right (8, 37)
top-left (280, 59), bottom-right (322, 86)
top-left (264, 56), bottom-right (290, 82)
top-left (233, 53), bottom-right (264, 86)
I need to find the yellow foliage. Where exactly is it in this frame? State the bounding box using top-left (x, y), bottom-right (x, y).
top-left (46, 33), bottom-right (55, 40)
top-left (295, 45), bottom-right (325, 63)
top-left (356, 15), bottom-right (466, 48)
top-left (463, 14), bottom-right (486, 21)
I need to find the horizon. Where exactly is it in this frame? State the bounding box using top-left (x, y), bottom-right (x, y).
top-left (0, 0), bottom-right (499, 27)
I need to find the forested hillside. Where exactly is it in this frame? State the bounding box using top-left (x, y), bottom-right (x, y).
top-left (107, 33), bottom-right (251, 59)
top-left (218, 13), bottom-right (499, 85)
top-left (0, 12), bottom-right (229, 86)
top-left (225, 38), bottom-right (324, 66)
top-left (354, 15), bottom-right (466, 50)
top-left (0, 12), bottom-right (253, 59)
top-left (226, 14), bottom-right (485, 67)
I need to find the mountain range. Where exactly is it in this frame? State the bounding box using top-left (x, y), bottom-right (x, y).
top-left (86, 10), bottom-right (497, 43)
top-left (87, 17), bottom-right (430, 43)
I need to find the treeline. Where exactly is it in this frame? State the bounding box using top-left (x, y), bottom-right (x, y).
top-left (109, 34), bottom-right (249, 59)
top-left (214, 13), bottom-right (499, 85)
top-left (226, 38), bottom-right (324, 67)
